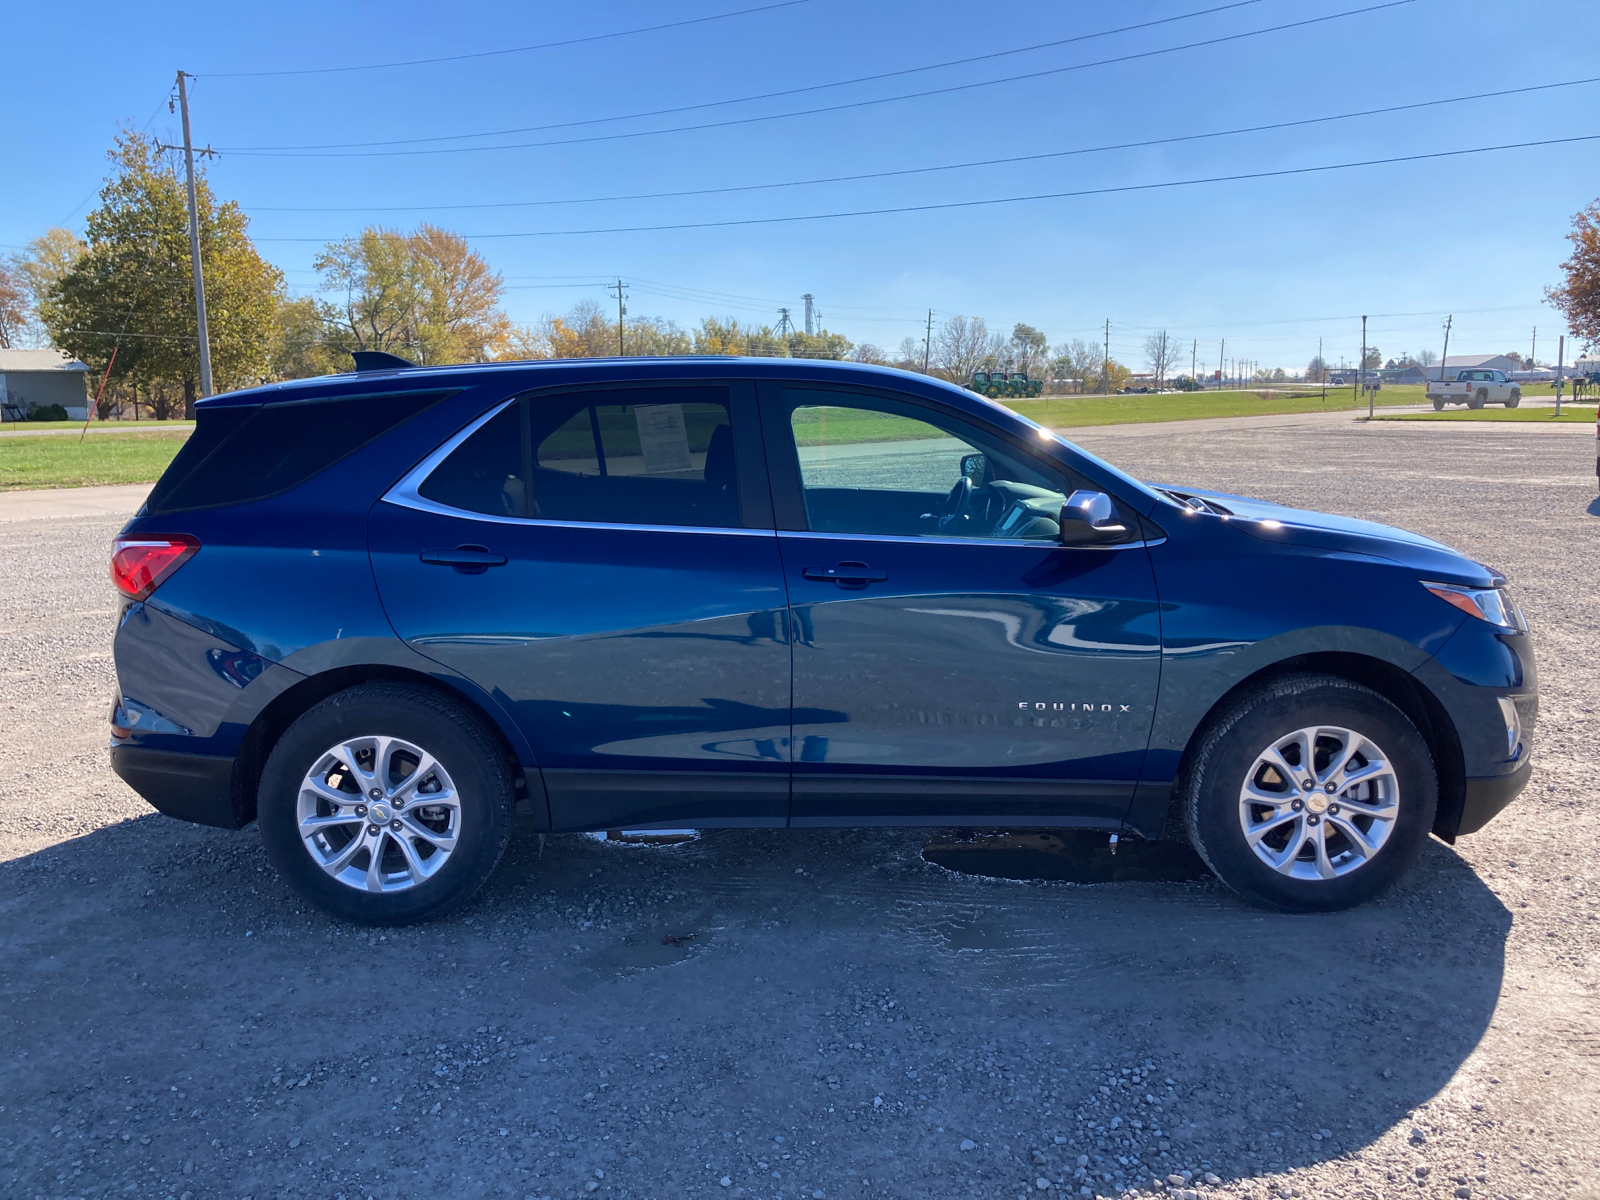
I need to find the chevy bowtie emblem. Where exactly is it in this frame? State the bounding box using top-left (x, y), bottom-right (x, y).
top-left (1020, 701), bottom-right (1132, 713)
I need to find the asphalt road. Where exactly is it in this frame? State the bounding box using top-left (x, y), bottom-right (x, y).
top-left (2, 415), bottom-right (1597, 1200)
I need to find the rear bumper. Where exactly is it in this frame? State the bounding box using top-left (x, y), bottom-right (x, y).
top-left (110, 743), bottom-right (243, 829)
top-left (1456, 755), bottom-right (1533, 837)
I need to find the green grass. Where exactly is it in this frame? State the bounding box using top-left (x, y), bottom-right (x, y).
top-left (0, 418), bottom-right (194, 433)
top-left (1005, 386), bottom-right (1420, 429)
top-left (0, 430), bottom-right (191, 491)
top-left (1373, 405), bottom-right (1598, 423)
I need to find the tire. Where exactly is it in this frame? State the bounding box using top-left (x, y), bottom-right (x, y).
top-left (1432, 396), bottom-right (1445, 411)
top-left (1469, 389), bottom-right (1486, 410)
top-left (1182, 673), bottom-right (1437, 913)
top-left (258, 683), bottom-right (515, 926)
top-left (1507, 390), bottom-right (1521, 408)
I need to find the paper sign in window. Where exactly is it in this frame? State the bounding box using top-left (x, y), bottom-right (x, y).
top-left (634, 404), bottom-right (693, 474)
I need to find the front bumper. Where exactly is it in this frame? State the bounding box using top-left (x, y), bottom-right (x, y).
top-left (110, 743), bottom-right (243, 829)
top-left (1457, 755), bottom-right (1533, 837)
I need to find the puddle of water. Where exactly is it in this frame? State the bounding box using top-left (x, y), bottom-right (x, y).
top-left (923, 830), bottom-right (1211, 884)
top-left (585, 930), bottom-right (707, 971)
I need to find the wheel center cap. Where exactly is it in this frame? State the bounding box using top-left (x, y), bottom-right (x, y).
top-left (1305, 792), bottom-right (1330, 815)
top-left (369, 800), bottom-right (394, 823)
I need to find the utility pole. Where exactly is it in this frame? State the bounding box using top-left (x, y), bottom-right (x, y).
top-left (1439, 314), bottom-right (1453, 388)
top-left (922, 309), bottom-right (933, 373)
top-left (1556, 334), bottom-right (1565, 415)
top-left (1531, 326), bottom-right (1537, 367)
top-left (1361, 315), bottom-right (1369, 415)
top-left (1218, 339), bottom-right (1224, 390)
top-left (1319, 336), bottom-right (1325, 403)
top-left (1102, 319), bottom-right (1110, 394)
top-left (175, 71), bottom-right (213, 399)
top-left (608, 278), bottom-right (628, 354)
top-left (1190, 338), bottom-right (1196, 385)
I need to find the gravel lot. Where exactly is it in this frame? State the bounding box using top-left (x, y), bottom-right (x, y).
top-left (2, 416), bottom-right (1597, 1200)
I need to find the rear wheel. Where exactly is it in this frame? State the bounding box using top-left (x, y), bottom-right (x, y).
top-left (1183, 674), bottom-right (1436, 912)
top-left (258, 683), bottom-right (515, 925)
top-left (1432, 396), bottom-right (1445, 411)
top-left (1469, 389), bottom-right (1487, 409)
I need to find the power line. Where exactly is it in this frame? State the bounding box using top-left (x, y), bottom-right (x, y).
top-left (249, 133), bottom-right (1600, 242)
top-left (218, 1), bottom-right (1416, 157)
top-left (242, 76), bottom-right (1600, 215)
top-left (197, 1), bottom-right (809, 79)
top-left (224, 0), bottom-right (1268, 150)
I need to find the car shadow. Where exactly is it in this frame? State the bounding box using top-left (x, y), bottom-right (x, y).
top-left (1586, 495), bottom-right (1600, 517)
top-left (0, 812), bottom-right (1508, 1197)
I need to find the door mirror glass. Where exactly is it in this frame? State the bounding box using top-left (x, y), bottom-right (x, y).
top-left (960, 452), bottom-right (986, 481)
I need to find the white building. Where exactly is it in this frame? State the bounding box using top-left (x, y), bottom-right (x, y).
top-left (1426, 354), bottom-right (1520, 381)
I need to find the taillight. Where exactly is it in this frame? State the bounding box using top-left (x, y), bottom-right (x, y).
top-left (110, 535), bottom-right (200, 600)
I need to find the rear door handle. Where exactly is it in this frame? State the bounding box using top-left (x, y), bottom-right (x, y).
top-left (802, 561), bottom-right (887, 588)
top-left (420, 545), bottom-right (508, 574)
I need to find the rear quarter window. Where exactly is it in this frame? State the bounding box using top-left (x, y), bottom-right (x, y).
top-left (146, 389), bottom-right (456, 515)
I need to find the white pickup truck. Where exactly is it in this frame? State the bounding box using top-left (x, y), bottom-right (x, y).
top-left (1427, 368), bottom-right (1521, 410)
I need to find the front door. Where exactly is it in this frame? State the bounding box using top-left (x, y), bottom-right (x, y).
top-left (370, 382), bottom-right (792, 831)
top-left (759, 382), bottom-right (1162, 827)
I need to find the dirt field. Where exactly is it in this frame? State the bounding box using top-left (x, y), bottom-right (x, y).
top-left (1, 415), bottom-right (1596, 1200)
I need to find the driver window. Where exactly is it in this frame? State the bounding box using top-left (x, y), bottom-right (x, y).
top-left (782, 387), bottom-right (1090, 541)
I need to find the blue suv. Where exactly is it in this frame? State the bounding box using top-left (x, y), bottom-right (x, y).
top-left (108, 355), bottom-right (1535, 924)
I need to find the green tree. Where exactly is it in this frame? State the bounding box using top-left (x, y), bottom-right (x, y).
top-left (1546, 200), bottom-right (1600, 350)
top-left (1007, 323), bottom-right (1050, 376)
top-left (43, 130), bottom-right (282, 412)
top-left (270, 295), bottom-right (342, 379)
top-left (1361, 346), bottom-right (1382, 369)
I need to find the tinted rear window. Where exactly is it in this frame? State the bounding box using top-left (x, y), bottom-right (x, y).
top-left (147, 389), bottom-right (455, 515)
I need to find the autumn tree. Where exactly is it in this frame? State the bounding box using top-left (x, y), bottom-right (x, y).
top-left (0, 261), bottom-right (24, 348)
top-left (1546, 200), bottom-right (1600, 349)
top-left (4, 228), bottom-right (85, 348)
top-left (43, 130), bottom-right (282, 412)
top-left (314, 224), bottom-right (515, 365)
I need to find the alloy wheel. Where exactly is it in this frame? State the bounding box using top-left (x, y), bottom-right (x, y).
top-left (1237, 725), bottom-right (1399, 880)
top-left (296, 734), bottom-right (460, 892)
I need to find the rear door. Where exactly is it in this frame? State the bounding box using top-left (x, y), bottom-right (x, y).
top-left (758, 381), bottom-right (1162, 828)
top-left (369, 381), bottom-right (792, 831)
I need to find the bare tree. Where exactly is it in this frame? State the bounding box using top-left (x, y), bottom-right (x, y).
top-left (1416, 348), bottom-right (1438, 367)
top-left (895, 336), bottom-right (926, 371)
top-left (1050, 338), bottom-right (1100, 393)
top-left (1143, 329), bottom-right (1183, 387)
top-left (848, 343), bottom-right (890, 365)
top-left (932, 315), bottom-right (999, 383)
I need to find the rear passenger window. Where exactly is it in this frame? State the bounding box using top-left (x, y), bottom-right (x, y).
top-left (148, 390), bottom-right (455, 515)
top-left (419, 387), bottom-right (741, 528)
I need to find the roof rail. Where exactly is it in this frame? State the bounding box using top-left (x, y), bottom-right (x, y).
top-left (350, 350), bottom-right (418, 372)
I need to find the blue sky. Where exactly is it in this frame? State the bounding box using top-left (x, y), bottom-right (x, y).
top-left (4, 0), bottom-right (1594, 373)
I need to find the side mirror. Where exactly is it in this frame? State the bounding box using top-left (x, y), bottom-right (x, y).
top-left (960, 452), bottom-right (986, 480)
top-left (1059, 489), bottom-right (1127, 544)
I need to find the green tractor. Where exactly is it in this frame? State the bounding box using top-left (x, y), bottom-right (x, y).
top-left (970, 370), bottom-right (1044, 400)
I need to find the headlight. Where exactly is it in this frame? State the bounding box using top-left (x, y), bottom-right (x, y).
top-left (1423, 581), bottom-right (1523, 629)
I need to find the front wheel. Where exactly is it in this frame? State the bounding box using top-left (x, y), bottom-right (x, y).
top-left (258, 683), bottom-right (515, 925)
top-left (1183, 674), bottom-right (1436, 912)
top-left (1506, 390), bottom-right (1521, 408)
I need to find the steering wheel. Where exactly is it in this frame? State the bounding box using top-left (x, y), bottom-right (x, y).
top-left (938, 476), bottom-right (974, 530)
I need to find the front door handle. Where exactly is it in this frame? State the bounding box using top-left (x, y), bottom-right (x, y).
top-left (420, 545), bottom-right (508, 574)
top-left (803, 561), bottom-right (887, 588)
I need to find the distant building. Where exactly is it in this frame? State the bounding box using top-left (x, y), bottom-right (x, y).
top-left (0, 349), bottom-right (91, 419)
top-left (1426, 354), bottom-right (1519, 381)
top-left (1572, 356), bottom-right (1600, 379)
top-left (1378, 365), bottom-right (1429, 384)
